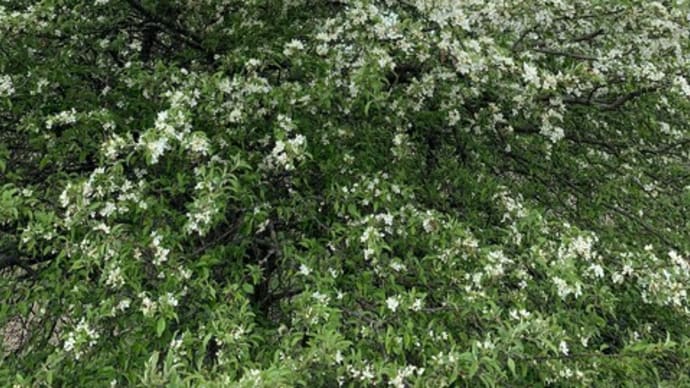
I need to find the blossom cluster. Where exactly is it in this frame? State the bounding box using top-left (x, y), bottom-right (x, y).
top-left (2, 0), bottom-right (690, 386)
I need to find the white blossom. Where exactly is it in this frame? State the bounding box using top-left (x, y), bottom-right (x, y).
top-left (386, 295), bottom-right (400, 312)
top-left (589, 264), bottom-right (605, 279)
top-left (283, 39), bottom-right (305, 56)
top-left (147, 137), bottom-right (169, 164)
top-left (0, 74), bottom-right (14, 96)
top-left (298, 264), bottom-right (312, 276)
top-left (559, 340), bottom-right (570, 356)
top-left (522, 63), bottom-right (540, 85)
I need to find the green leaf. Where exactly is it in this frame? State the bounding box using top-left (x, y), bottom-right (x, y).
top-left (347, 203), bottom-right (359, 217)
top-left (507, 358), bottom-right (516, 377)
top-left (156, 318), bottom-right (166, 337)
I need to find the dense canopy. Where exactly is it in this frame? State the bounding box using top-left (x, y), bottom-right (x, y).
top-left (1, 0), bottom-right (690, 386)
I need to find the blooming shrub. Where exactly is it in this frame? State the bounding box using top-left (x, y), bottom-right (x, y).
top-left (1, 0), bottom-right (689, 386)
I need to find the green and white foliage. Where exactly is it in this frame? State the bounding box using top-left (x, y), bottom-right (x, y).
top-left (1, 0), bottom-right (690, 386)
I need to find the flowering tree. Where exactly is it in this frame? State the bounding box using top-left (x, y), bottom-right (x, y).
top-left (1, 0), bottom-right (690, 386)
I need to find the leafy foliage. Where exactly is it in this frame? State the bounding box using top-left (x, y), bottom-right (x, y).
top-left (1, 0), bottom-right (690, 386)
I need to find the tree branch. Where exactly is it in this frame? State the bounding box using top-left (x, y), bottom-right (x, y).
top-left (563, 87), bottom-right (658, 110)
top-left (125, 0), bottom-right (207, 53)
top-left (0, 251), bottom-right (54, 273)
top-left (571, 28), bottom-right (605, 43)
top-left (532, 47), bottom-right (598, 61)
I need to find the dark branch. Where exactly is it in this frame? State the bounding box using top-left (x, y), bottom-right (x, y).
top-left (571, 29), bottom-right (605, 43)
top-left (0, 251), bottom-right (54, 273)
top-left (125, 0), bottom-right (207, 53)
top-left (532, 47), bottom-right (598, 61)
top-left (563, 87), bottom-right (658, 110)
